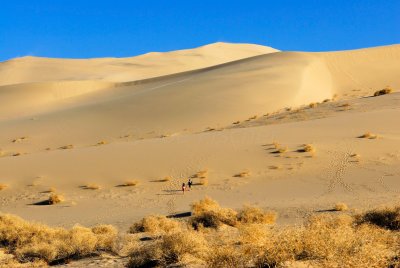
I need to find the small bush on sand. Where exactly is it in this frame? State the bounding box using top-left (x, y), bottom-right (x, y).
top-left (334, 202), bottom-right (348, 211)
top-left (190, 197), bottom-right (238, 229)
top-left (373, 87), bottom-right (392, 97)
top-left (0, 184), bottom-right (7, 191)
top-left (309, 102), bottom-right (318, 108)
top-left (127, 230), bottom-right (208, 267)
top-left (358, 132), bottom-right (378, 139)
top-left (82, 184), bottom-right (101, 190)
top-left (193, 170), bottom-right (208, 179)
top-left (356, 206), bottom-right (400, 230)
top-left (59, 145), bottom-right (74, 150)
top-left (206, 245), bottom-right (246, 268)
top-left (0, 214), bottom-right (117, 264)
top-left (48, 193), bottom-right (64, 205)
top-left (234, 170), bottom-right (250, 178)
top-left (129, 215), bottom-right (181, 235)
top-left (121, 180), bottom-right (139, 187)
top-left (237, 206), bottom-right (277, 224)
top-left (297, 144), bottom-right (315, 153)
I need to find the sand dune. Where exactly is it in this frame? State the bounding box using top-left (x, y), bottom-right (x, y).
top-left (0, 42), bottom-right (399, 234)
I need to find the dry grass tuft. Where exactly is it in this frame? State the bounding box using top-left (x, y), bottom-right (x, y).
top-left (234, 170), bottom-right (250, 178)
top-left (96, 141), bottom-right (107, 146)
top-left (159, 176), bottom-right (172, 182)
top-left (120, 180), bottom-right (139, 187)
top-left (334, 202), bottom-right (348, 211)
top-left (129, 215), bottom-right (181, 235)
top-left (0, 184), bottom-right (8, 191)
top-left (12, 137), bottom-right (28, 143)
top-left (82, 184), bottom-right (101, 190)
top-left (323, 98), bottom-right (331, 103)
top-left (193, 170), bottom-right (208, 179)
top-left (0, 214), bottom-right (117, 264)
top-left (190, 197), bottom-right (238, 229)
top-left (309, 102), bottom-right (318, 108)
top-left (198, 178), bottom-right (209, 186)
top-left (373, 87), bottom-right (392, 97)
top-left (59, 144), bottom-right (74, 150)
top-left (297, 144), bottom-right (315, 153)
top-left (237, 206), bottom-right (277, 224)
top-left (48, 193), bottom-right (64, 205)
top-left (127, 230), bottom-right (208, 267)
top-left (248, 115), bottom-right (258, 120)
top-left (358, 132), bottom-right (378, 139)
top-left (232, 121), bottom-right (240, 125)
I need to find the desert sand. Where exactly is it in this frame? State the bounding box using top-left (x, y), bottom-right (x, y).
top-left (0, 42), bottom-right (399, 266)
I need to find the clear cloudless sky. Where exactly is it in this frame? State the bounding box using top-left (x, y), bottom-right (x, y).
top-left (0, 0), bottom-right (399, 61)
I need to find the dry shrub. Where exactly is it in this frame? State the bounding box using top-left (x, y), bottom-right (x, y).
top-left (129, 215), bottom-right (181, 235)
top-left (82, 184), bottom-right (101, 190)
top-left (374, 87), bottom-right (392, 96)
top-left (199, 178), bottom-right (208, 186)
top-left (249, 115), bottom-right (258, 120)
top-left (193, 169), bottom-right (208, 179)
top-left (237, 206), bottom-right (277, 225)
top-left (356, 207), bottom-right (400, 230)
top-left (48, 193), bottom-right (64, 205)
top-left (190, 197), bottom-right (238, 229)
top-left (121, 180), bottom-right (139, 187)
top-left (254, 214), bottom-right (398, 267)
top-left (0, 184), bottom-right (7, 191)
top-left (159, 176), bottom-right (172, 182)
top-left (96, 141), bottom-right (107, 146)
top-left (232, 121), bottom-right (240, 125)
top-left (59, 145), bottom-right (73, 150)
top-left (206, 245), bottom-right (246, 268)
top-left (334, 202), bottom-right (348, 211)
top-left (234, 170), bottom-right (250, 178)
top-left (128, 230), bottom-right (208, 267)
top-left (0, 214), bottom-right (117, 264)
top-left (309, 102), bottom-right (318, 108)
top-left (323, 98), bottom-right (331, 103)
top-left (297, 144), bottom-right (315, 153)
top-left (358, 132), bottom-right (378, 139)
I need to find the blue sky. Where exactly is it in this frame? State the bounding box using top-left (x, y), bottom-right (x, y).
top-left (0, 0), bottom-right (399, 61)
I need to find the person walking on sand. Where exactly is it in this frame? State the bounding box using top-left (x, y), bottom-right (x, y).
top-left (182, 183), bottom-right (186, 194)
top-left (188, 178), bottom-right (192, 191)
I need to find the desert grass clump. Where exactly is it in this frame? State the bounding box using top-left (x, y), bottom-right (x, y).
top-left (121, 180), bottom-right (139, 187)
top-left (82, 184), bottom-right (101, 190)
top-left (255, 214), bottom-right (398, 267)
top-left (0, 184), bottom-right (8, 191)
top-left (129, 215), bottom-right (181, 235)
top-left (190, 197), bottom-right (238, 229)
top-left (297, 144), bottom-right (315, 153)
top-left (237, 206), bottom-right (277, 225)
top-left (198, 177), bottom-right (209, 186)
top-left (59, 144), bottom-right (74, 150)
top-left (96, 141), bottom-right (107, 146)
top-left (127, 230), bottom-right (208, 267)
top-left (234, 170), bottom-right (250, 178)
top-left (333, 202), bottom-right (348, 211)
top-left (206, 245), bottom-right (246, 268)
top-left (193, 169), bottom-right (208, 179)
top-left (358, 132), bottom-right (378, 139)
top-left (356, 206), bottom-right (400, 230)
top-left (373, 87), bottom-right (392, 97)
top-left (309, 102), bottom-right (318, 108)
top-left (48, 193), bottom-right (64, 205)
top-left (0, 214), bottom-right (117, 264)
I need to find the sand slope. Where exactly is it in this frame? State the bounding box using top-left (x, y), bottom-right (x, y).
top-left (0, 43), bottom-right (399, 229)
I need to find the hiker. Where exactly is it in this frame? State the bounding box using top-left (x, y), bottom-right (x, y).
top-left (182, 183), bottom-right (186, 194)
top-left (188, 178), bottom-right (193, 190)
